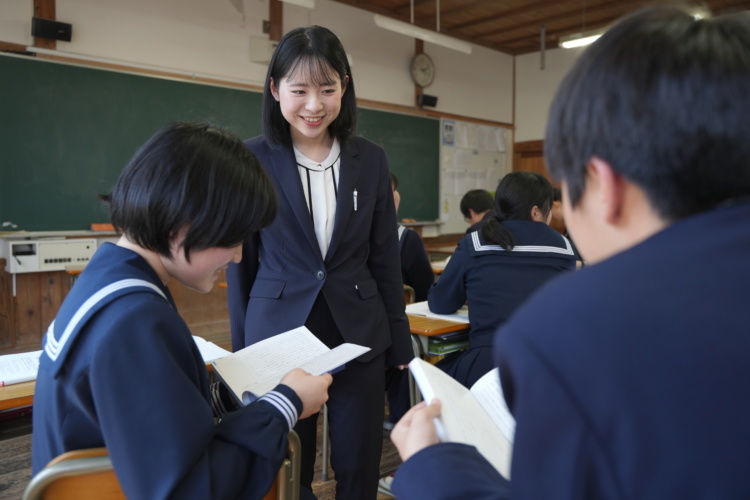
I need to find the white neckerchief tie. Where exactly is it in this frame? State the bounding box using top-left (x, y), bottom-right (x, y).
top-left (295, 139), bottom-right (341, 258)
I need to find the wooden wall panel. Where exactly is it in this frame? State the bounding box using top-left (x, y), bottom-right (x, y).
top-left (513, 140), bottom-right (567, 234)
top-left (1, 269), bottom-right (232, 354)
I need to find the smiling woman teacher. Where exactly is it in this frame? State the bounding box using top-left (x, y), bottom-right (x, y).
top-left (226, 26), bottom-right (413, 499)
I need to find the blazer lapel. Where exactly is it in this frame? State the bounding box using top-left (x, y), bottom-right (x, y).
top-left (271, 146), bottom-right (323, 261)
top-left (326, 139), bottom-right (362, 264)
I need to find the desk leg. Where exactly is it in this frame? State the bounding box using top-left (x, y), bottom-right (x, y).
top-left (321, 403), bottom-right (329, 481)
top-left (408, 335), bottom-right (423, 407)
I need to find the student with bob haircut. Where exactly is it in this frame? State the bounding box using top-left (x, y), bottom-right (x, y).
top-left (32, 121), bottom-right (332, 499)
top-left (226, 26), bottom-right (412, 499)
top-left (427, 171), bottom-right (577, 389)
top-left (390, 6), bottom-right (750, 499)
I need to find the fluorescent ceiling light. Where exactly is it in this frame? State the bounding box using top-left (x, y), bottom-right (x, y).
top-left (280, 0), bottom-right (315, 8)
top-left (559, 30), bottom-right (603, 49)
top-left (374, 14), bottom-right (472, 54)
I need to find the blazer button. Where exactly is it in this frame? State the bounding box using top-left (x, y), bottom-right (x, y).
top-left (315, 270), bottom-right (325, 280)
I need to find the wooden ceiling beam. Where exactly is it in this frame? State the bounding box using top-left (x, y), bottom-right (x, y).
top-left (451, 0), bottom-right (641, 36)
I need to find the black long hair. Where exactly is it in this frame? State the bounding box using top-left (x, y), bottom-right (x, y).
top-left (481, 171), bottom-right (553, 250)
top-left (261, 25), bottom-right (357, 148)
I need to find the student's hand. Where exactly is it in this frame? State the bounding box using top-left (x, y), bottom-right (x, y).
top-left (391, 399), bottom-right (442, 461)
top-left (280, 368), bottom-right (332, 419)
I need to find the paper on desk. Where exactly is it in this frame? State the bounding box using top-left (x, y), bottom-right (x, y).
top-left (0, 350), bottom-right (42, 386)
top-left (405, 301), bottom-right (470, 324)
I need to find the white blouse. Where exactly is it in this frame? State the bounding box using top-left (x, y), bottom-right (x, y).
top-left (294, 139), bottom-right (341, 258)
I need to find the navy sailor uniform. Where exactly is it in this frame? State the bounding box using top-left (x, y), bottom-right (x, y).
top-left (428, 220), bottom-right (577, 388)
top-left (32, 243), bottom-right (301, 500)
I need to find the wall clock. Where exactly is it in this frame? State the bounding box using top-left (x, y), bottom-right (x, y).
top-left (410, 52), bottom-right (435, 87)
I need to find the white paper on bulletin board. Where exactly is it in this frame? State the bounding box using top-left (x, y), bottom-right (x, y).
top-left (440, 119), bottom-right (511, 234)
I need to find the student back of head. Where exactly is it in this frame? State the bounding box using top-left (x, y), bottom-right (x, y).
top-left (460, 188), bottom-right (494, 234)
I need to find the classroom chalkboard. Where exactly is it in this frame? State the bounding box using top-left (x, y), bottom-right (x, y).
top-left (0, 54), bottom-right (438, 231)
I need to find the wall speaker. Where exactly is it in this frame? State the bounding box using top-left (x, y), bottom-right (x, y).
top-left (417, 94), bottom-right (438, 108)
top-left (32, 17), bottom-right (72, 42)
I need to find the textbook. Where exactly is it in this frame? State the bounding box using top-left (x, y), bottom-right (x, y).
top-left (426, 336), bottom-right (469, 355)
top-left (0, 350), bottom-right (42, 387)
top-left (213, 326), bottom-right (370, 405)
top-left (408, 357), bottom-right (515, 478)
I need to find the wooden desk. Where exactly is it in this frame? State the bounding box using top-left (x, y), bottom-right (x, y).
top-left (0, 379), bottom-right (35, 411)
top-left (408, 314), bottom-right (468, 337)
top-left (406, 314), bottom-right (469, 406)
top-left (0, 364), bottom-right (215, 412)
top-left (430, 259), bottom-right (448, 275)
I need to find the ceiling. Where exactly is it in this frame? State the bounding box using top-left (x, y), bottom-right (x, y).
top-left (330, 0), bottom-right (750, 55)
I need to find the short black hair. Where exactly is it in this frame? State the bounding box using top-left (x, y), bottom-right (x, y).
top-left (481, 172), bottom-right (553, 250)
top-left (460, 189), bottom-right (494, 219)
top-left (390, 172), bottom-right (399, 190)
top-left (105, 121), bottom-right (277, 260)
top-left (552, 187), bottom-right (562, 203)
top-left (545, 6), bottom-right (750, 221)
top-left (262, 26), bottom-right (357, 148)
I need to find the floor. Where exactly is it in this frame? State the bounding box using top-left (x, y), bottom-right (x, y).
top-left (0, 409), bottom-right (400, 500)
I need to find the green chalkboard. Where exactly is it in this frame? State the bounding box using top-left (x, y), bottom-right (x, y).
top-left (0, 54), bottom-right (438, 231)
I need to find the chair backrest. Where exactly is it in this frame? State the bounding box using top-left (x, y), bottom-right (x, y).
top-left (22, 448), bottom-right (125, 500)
top-left (24, 431), bottom-right (302, 500)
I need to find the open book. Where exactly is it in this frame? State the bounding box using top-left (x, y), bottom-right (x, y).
top-left (409, 357), bottom-right (515, 478)
top-left (0, 350), bottom-right (42, 387)
top-left (213, 326), bottom-right (370, 405)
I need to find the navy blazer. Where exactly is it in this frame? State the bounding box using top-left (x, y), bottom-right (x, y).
top-left (227, 135), bottom-right (412, 365)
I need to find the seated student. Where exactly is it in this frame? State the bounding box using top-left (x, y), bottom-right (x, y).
top-left (391, 172), bottom-right (434, 302)
top-left (385, 173), bottom-right (434, 428)
top-left (460, 189), bottom-right (494, 234)
top-left (390, 6), bottom-right (750, 499)
top-left (31, 122), bottom-right (332, 499)
top-left (429, 171), bottom-right (577, 389)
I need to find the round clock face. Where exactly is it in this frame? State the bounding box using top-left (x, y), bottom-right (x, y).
top-left (410, 53), bottom-right (435, 87)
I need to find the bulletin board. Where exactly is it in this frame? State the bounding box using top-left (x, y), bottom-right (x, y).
top-left (439, 118), bottom-right (511, 234)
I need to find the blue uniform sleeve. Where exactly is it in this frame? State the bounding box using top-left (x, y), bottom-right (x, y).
top-left (368, 154), bottom-right (412, 366)
top-left (427, 237), bottom-right (468, 314)
top-left (89, 298), bottom-right (294, 500)
top-left (392, 443), bottom-right (510, 500)
top-left (401, 229), bottom-right (434, 302)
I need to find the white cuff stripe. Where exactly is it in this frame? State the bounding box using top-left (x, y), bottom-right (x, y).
top-left (211, 382), bottom-right (229, 417)
top-left (259, 391), bottom-right (298, 431)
